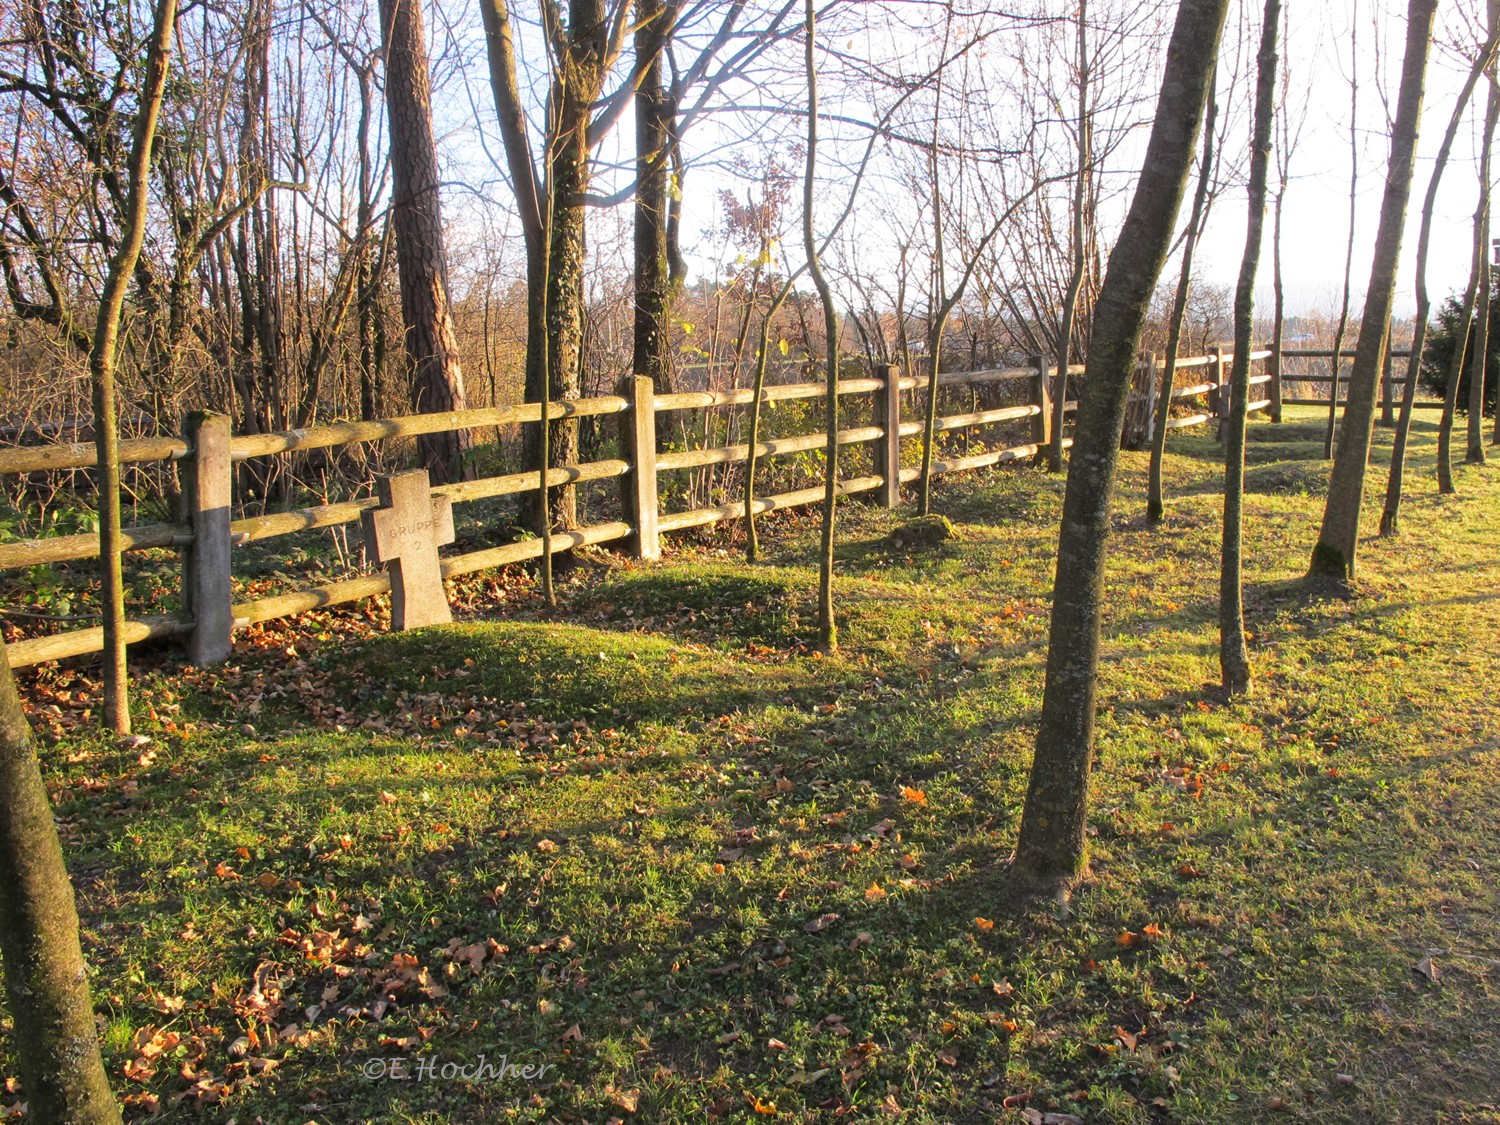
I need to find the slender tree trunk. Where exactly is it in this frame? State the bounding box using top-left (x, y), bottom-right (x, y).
top-left (1437, 273), bottom-right (1481, 493)
top-left (1012, 0), bottom-right (1230, 887)
top-left (378, 0), bottom-right (471, 484)
top-left (1325, 4), bottom-right (1360, 460)
top-left (1308, 0), bottom-right (1437, 582)
top-left (1221, 0), bottom-right (1280, 698)
top-left (1048, 0), bottom-right (1091, 473)
top-left (1467, 70), bottom-right (1497, 463)
top-left (1147, 65), bottom-right (1217, 523)
top-left (1381, 25), bottom-right (1499, 533)
top-left (919, 69), bottom-right (948, 518)
top-left (90, 0), bottom-right (178, 735)
top-left (805, 0), bottom-right (838, 653)
top-left (1, 645), bottom-right (123, 1122)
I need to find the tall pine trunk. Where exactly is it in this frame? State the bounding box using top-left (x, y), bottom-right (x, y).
top-left (1012, 0), bottom-right (1230, 887)
top-left (1, 645), bottom-right (122, 1123)
top-left (378, 0), bottom-right (471, 484)
top-left (1220, 0), bottom-right (1280, 698)
top-left (1308, 0), bottom-right (1436, 583)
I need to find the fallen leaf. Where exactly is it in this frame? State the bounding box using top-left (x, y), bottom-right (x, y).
top-left (804, 913), bottom-right (840, 934)
top-left (864, 882), bottom-right (886, 901)
top-left (1413, 955), bottom-right (1438, 982)
top-left (974, 917), bottom-right (995, 931)
top-left (560, 1023), bottom-right (583, 1042)
top-left (901, 786), bottom-right (927, 806)
top-left (611, 1090), bottom-right (640, 1113)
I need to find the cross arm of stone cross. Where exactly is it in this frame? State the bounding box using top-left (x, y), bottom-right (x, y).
top-left (361, 469), bottom-right (456, 630)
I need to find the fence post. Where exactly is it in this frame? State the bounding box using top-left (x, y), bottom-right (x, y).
top-left (1211, 344), bottom-right (1227, 442)
top-left (1030, 353), bottom-right (1051, 454)
top-left (1268, 342), bottom-right (1283, 423)
top-left (873, 363), bottom-right (902, 508)
top-left (181, 411), bottom-right (233, 664)
top-left (620, 375), bottom-right (660, 560)
top-left (1140, 351), bottom-right (1159, 445)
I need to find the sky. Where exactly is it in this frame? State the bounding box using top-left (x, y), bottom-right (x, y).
top-left (436, 0), bottom-right (1495, 326)
top-left (1189, 0), bottom-right (1494, 320)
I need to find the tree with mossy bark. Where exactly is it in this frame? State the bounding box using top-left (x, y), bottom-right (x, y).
top-left (1, 644), bottom-right (122, 1123)
top-left (1307, 0), bottom-right (1437, 585)
top-left (1012, 0), bottom-right (1231, 887)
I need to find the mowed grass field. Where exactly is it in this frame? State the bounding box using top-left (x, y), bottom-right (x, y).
top-left (4, 406), bottom-right (1498, 1124)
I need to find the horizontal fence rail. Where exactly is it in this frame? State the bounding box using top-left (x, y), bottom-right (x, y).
top-left (3, 347), bottom-right (1280, 669)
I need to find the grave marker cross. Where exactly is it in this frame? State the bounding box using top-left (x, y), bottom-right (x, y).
top-left (361, 469), bottom-right (455, 630)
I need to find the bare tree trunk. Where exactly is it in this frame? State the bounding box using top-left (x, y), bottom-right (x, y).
top-left (378, 0), bottom-right (471, 484)
top-left (1381, 23), bottom-right (1499, 533)
top-left (1012, 0), bottom-right (1230, 887)
top-left (1048, 0), bottom-right (1091, 473)
top-left (805, 0), bottom-right (839, 653)
top-left (90, 0), bottom-right (179, 735)
top-left (1437, 270), bottom-right (1481, 493)
top-left (1467, 62), bottom-right (1497, 464)
top-left (633, 0), bottom-right (678, 397)
top-left (1146, 64), bottom-right (1217, 523)
top-left (1221, 0), bottom-right (1280, 698)
top-left (1324, 2), bottom-right (1360, 460)
top-left (1308, 0), bottom-right (1437, 582)
top-left (1, 645), bottom-right (122, 1121)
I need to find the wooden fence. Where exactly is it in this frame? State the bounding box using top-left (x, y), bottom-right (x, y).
top-left (1272, 348), bottom-right (1445, 417)
top-left (1, 348), bottom-right (1274, 670)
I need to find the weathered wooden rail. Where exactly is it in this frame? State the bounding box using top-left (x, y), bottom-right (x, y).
top-left (1, 348), bottom-right (1271, 669)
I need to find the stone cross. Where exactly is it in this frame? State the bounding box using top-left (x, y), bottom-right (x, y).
top-left (361, 469), bottom-right (455, 630)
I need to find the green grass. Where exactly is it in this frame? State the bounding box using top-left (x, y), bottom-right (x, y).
top-left (4, 407), bottom-right (1499, 1124)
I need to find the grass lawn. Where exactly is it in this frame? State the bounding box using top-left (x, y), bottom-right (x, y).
top-left (4, 406), bottom-right (1499, 1124)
